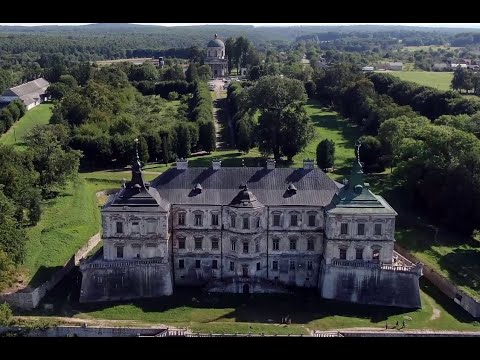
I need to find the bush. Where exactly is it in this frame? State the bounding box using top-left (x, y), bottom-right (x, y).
top-left (168, 91), bottom-right (179, 101)
top-left (154, 81), bottom-right (191, 99)
top-left (0, 302), bottom-right (13, 326)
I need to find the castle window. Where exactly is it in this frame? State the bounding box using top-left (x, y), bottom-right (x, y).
top-left (179, 259), bottom-right (184, 269)
top-left (272, 261), bottom-right (278, 270)
top-left (374, 223), bottom-right (382, 236)
top-left (231, 240), bottom-right (236, 252)
top-left (194, 238), bottom-right (203, 250)
top-left (211, 213), bottom-right (219, 226)
top-left (194, 214), bottom-right (203, 226)
top-left (116, 222), bottom-right (123, 234)
top-left (211, 238), bottom-right (219, 250)
top-left (195, 260), bottom-right (201, 269)
top-left (290, 214), bottom-right (298, 227)
top-left (273, 214), bottom-right (281, 227)
top-left (212, 260), bottom-right (218, 269)
top-left (372, 249), bottom-right (380, 263)
top-left (178, 213), bottom-right (185, 226)
top-left (289, 261), bottom-right (295, 270)
top-left (230, 261), bottom-right (235, 271)
top-left (231, 215), bottom-right (236, 228)
top-left (307, 238), bottom-right (314, 251)
top-left (178, 237), bottom-right (186, 249)
top-left (243, 242), bottom-right (249, 254)
top-left (339, 248), bottom-right (347, 260)
top-left (357, 223), bottom-right (365, 236)
top-left (289, 238), bottom-right (297, 251)
top-left (116, 246), bottom-right (124, 259)
top-left (256, 217), bottom-right (260, 228)
top-left (307, 261), bottom-right (313, 270)
top-left (340, 223), bottom-right (348, 235)
top-left (255, 241), bottom-right (260, 253)
top-left (272, 238), bottom-right (279, 251)
top-left (243, 216), bottom-right (250, 229)
top-left (308, 214), bottom-right (316, 227)
top-left (256, 262), bottom-right (261, 271)
top-left (356, 248), bottom-right (363, 260)
top-left (131, 221), bottom-right (140, 233)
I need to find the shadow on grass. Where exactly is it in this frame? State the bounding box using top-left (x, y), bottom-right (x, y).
top-left (419, 277), bottom-right (477, 324)
top-left (439, 250), bottom-right (480, 294)
top-left (27, 265), bottom-right (64, 289)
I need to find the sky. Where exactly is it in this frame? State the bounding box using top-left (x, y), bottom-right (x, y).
top-left (0, 23), bottom-right (479, 28)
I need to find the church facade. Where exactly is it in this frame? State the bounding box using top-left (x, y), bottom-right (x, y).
top-left (79, 149), bottom-right (423, 308)
top-left (204, 34), bottom-right (228, 78)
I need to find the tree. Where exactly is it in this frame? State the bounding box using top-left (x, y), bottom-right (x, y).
top-left (305, 80), bottom-right (317, 99)
top-left (185, 63), bottom-right (198, 83)
top-left (196, 65), bottom-right (212, 81)
top-left (316, 139), bottom-right (335, 171)
top-left (0, 301), bottom-right (13, 325)
top-left (0, 249), bottom-right (16, 293)
top-left (24, 125), bottom-right (82, 198)
top-left (47, 82), bottom-right (70, 101)
top-left (236, 113), bottom-right (255, 153)
top-left (175, 122), bottom-right (192, 158)
top-left (59, 74), bottom-right (78, 88)
top-left (137, 136), bottom-right (149, 165)
top-left (358, 136), bottom-right (384, 173)
top-left (249, 66), bottom-right (261, 81)
top-left (0, 189), bottom-right (26, 264)
top-left (225, 38), bottom-right (235, 74)
top-left (198, 120), bottom-right (216, 153)
top-left (278, 103), bottom-right (315, 161)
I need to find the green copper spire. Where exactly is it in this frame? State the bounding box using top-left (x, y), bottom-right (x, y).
top-left (348, 140), bottom-right (365, 191)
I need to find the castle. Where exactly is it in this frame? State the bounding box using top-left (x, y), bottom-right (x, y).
top-left (79, 143), bottom-right (423, 308)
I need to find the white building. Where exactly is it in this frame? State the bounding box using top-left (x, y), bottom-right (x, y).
top-left (204, 34), bottom-right (228, 78)
top-left (80, 146), bottom-right (422, 308)
top-left (0, 78), bottom-right (50, 110)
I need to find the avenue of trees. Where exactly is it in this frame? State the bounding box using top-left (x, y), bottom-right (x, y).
top-left (451, 67), bottom-right (480, 95)
top-left (0, 100), bottom-right (26, 135)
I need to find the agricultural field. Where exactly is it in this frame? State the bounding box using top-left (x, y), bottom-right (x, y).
top-left (402, 45), bottom-right (462, 52)
top-left (389, 71), bottom-right (454, 91)
top-left (0, 103), bottom-right (53, 149)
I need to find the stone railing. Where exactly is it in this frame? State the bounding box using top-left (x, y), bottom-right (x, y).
top-left (81, 257), bottom-right (165, 270)
top-left (330, 258), bottom-right (421, 274)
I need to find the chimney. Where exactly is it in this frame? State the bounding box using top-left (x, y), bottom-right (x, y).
top-left (212, 159), bottom-right (221, 170)
top-left (176, 158), bottom-right (188, 170)
top-left (303, 159), bottom-right (315, 170)
top-left (266, 158), bottom-right (276, 170)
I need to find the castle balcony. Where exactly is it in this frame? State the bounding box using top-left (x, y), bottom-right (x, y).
top-left (330, 255), bottom-right (422, 275)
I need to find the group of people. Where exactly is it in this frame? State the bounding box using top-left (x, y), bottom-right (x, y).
top-left (386, 320), bottom-right (406, 330)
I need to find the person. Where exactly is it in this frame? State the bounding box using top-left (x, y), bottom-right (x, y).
top-left (385, 321), bottom-right (388, 329)
top-left (402, 320), bottom-right (406, 328)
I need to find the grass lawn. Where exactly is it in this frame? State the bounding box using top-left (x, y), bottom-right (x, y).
top-left (0, 103), bottom-right (53, 150)
top-left (22, 177), bottom-right (103, 287)
top-left (389, 71), bottom-right (454, 91)
top-left (294, 99), bottom-right (361, 180)
top-left (64, 280), bottom-right (479, 333)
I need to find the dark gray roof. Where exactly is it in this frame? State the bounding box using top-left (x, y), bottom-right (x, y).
top-left (230, 185), bottom-right (264, 208)
top-left (103, 184), bottom-right (170, 213)
top-left (150, 167), bottom-right (339, 206)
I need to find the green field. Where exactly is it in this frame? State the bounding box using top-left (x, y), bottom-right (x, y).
top-left (0, 103), bottom-right (53, 149)
top-left (68, 280), bottom-right (479, 333)
top-left (389, 71), bottom-right (453, 91)
top-left (403, 45), bottom-right (462, 52)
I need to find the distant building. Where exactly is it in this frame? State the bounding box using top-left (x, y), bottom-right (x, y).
top-left (204, 34), bottom-right (228, 78)
top-left (432, 63), bottom-right (449, 71)
top-left (362, 66), bottom-right (375, 72)
top-left (377, 62), bottom-right (404, 71)
top-left (0, 78), bottom-right (50, 110)
top-left (451, 63), bottom-right (468, 70)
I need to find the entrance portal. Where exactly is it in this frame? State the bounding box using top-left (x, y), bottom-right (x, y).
top-left (243, 284), bottom-right (250, 294)
top-left (242, 265), bottom-right (249, 277)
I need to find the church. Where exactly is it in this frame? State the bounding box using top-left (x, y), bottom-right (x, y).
top-left (204, 34), bottom-right (228, 78)
top-left (79, 142), bottom-right (423, 309)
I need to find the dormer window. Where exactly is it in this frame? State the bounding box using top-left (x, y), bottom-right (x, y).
top-left (193, 183), bottom-right (203, 194)
top-left (287, 183), bottom-right (297, 194)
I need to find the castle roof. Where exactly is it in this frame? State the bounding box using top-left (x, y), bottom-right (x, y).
top-left (151, 167), bottom-right (340, 207)
top-left (229, 185), bottom-right (264, 208)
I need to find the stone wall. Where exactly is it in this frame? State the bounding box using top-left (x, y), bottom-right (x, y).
top-left (0, 233), bottom-right (101, 310)
top-left (79, 260), bottom-right (173, 303)
top-left (394, 244), bottom-right (480, 318)
top-left (0, 325), bottom-right (168, 337)
top-left (319, 260), bottom-right (422, 308)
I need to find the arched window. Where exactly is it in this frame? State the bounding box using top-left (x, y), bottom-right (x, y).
top-left (215, 50), bottom-right (218, 57)
top-left (372, 249), bottom-right (380, 263)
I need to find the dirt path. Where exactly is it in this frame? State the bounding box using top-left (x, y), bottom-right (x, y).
top-left (424, 295), bottom-right (441, 320)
